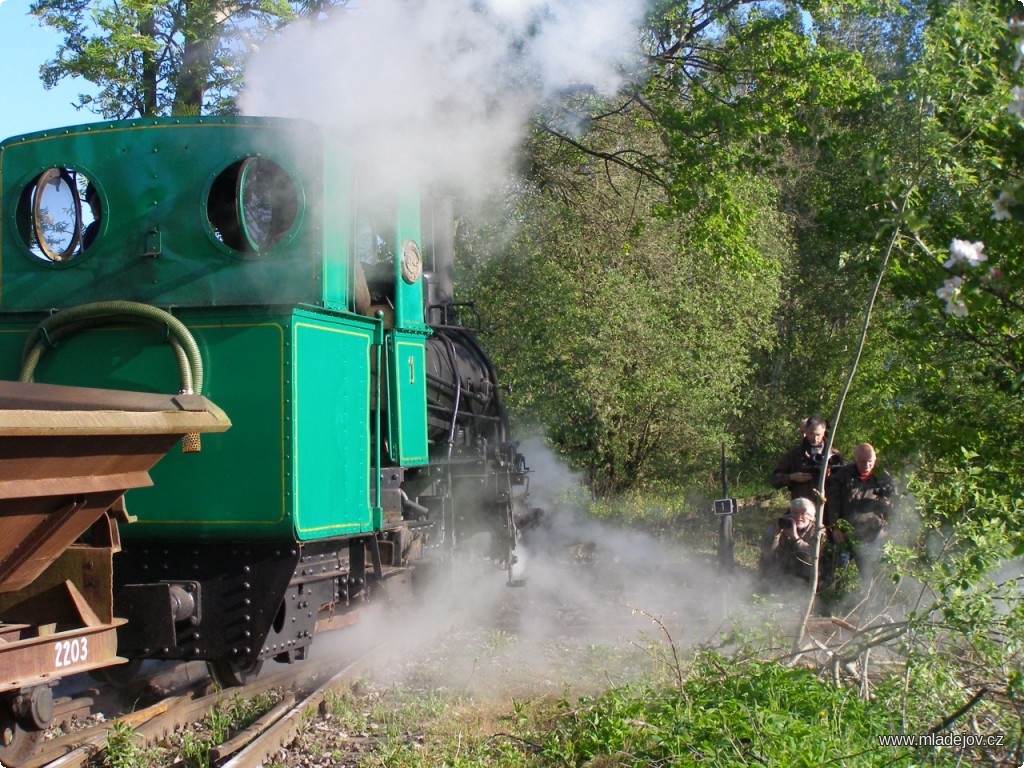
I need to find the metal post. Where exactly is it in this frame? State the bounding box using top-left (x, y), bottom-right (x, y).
top-left (717, 443), bottom-right (734, 571)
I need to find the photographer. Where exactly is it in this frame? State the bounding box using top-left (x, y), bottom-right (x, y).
top-left (759, 497), bottom-right (817, 585)
top-left (825, 443), bottom-right (895, 586)
top-left (769, 415), bottom-right (842, 502)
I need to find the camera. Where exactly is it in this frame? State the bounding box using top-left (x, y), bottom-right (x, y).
top-left (777, 515), bottom-right (795, 529)
top-left (800, 451), bottom-right (842, 476)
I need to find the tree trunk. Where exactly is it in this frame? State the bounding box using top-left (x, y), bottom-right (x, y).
top-left (140, 12), bottom-right (159, 116)
top-left (174, 32), bottom-right (219, 115)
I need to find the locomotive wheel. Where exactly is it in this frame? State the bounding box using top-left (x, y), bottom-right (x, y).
top-left (0, 711), bottom-right (42, 767)
top-left (207, 658), bottom-right (264, 688)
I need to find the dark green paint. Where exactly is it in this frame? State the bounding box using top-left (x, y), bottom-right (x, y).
top-left (0, 118), bottom-right (324, 311)
top-left (0, 117), bottom-right (433, 544)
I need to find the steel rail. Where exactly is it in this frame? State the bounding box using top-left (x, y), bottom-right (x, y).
top-left (219, 649), bottom-right (380, 768)
top-left (32, 649), bottom-right (377, 768)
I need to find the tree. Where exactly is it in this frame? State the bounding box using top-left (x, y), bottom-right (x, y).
top-left (867, 0), bottom-right (1024, 463)
top-left (31, 0), bottom-right (336, 118)
top-left (791, 3), bottom-right (1024, 738)
top-left (630, 0), bottom-right (891, 472)
top-left (462, 106), bottom-right (785, 496)
top-left (456, 0), bottom-right (911, 494)
top-left (739, 4), bottom-right (920, 466)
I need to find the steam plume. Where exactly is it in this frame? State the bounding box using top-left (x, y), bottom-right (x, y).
top-left (239, 0), bottom-right (649, 197)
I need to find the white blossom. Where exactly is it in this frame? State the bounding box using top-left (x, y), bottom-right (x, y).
top-left (945, 238), bottom-right (987, 269)
top-left (1009, 85), bottom-right (1024, 116)
top-left (936, 276), bottom-right (968, 317)
top-left (992, 188), bottom-right (1015, 221)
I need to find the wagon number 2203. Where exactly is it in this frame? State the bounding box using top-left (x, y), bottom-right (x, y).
top-left (54, 637), bottom-right (88, 668)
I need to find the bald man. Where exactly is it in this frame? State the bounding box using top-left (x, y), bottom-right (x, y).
top-left (826, 443), bottom-right (896, 584)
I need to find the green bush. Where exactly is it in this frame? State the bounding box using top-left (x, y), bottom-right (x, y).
top-left (535, 653), bottom-right (962, 767)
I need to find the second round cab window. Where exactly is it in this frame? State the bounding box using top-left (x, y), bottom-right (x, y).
top-left (207, 158), bottom-right (299, 257)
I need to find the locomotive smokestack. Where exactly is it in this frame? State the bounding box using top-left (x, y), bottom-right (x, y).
top-left (434, 195), bottom-right (455, 304)
top-left (424, 195), bottom-right (455, 325)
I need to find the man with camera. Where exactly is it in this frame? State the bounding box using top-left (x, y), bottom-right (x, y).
top-left (769, 415), bottom-right (842, 502)
top-left (759, 497), bottom-right (817, 584)
top-left (825, 442), bottom-right (895, 585)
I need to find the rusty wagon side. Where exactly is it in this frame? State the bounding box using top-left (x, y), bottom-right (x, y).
top-left (0, 380), bottom-right (229, 765)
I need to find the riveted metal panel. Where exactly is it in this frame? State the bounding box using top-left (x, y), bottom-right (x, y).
top-left (0, 312), bottom-right (292, 539)
top-left (0, 117), bottom-right (323, 311)
top-left (292, 309), bottom-right (376, 538)
top-left (387, 330), bottom-right (429, 466)
top-left (393, 192), bottom-right (427, 332)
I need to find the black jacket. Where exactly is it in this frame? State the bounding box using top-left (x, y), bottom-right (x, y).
top-left (825, 464), bottom-right (895, 540)
top-left (770, 440), bottom-right (842, 502)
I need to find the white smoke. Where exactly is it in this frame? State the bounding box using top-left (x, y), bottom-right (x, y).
top-left (239, 0), bottom-right (649, 198)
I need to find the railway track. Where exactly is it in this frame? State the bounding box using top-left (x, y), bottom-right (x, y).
top-left (23, 647), bottom-right (379, 768)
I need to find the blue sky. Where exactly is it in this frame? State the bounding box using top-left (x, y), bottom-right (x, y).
top-left (0, 0), bottom-right (100, 141)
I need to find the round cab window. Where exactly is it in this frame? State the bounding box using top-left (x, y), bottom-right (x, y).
top-left (207, 158), bottom-right (298, 257)
top-left (17, 168), bottom-right (101, 263)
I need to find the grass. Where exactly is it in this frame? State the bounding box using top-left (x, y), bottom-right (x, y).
top-left (532, 655), bottom-right (949, 768)
top-left (274, 646), bottom-right (975, 768)
top-left (99, 690), bottom-right (278, 768)
top-left (102, 721), bottom-right (154, 768)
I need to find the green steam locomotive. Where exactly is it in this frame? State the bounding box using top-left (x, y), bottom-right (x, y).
top-left (0, 116), bottom-right (535, 708)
